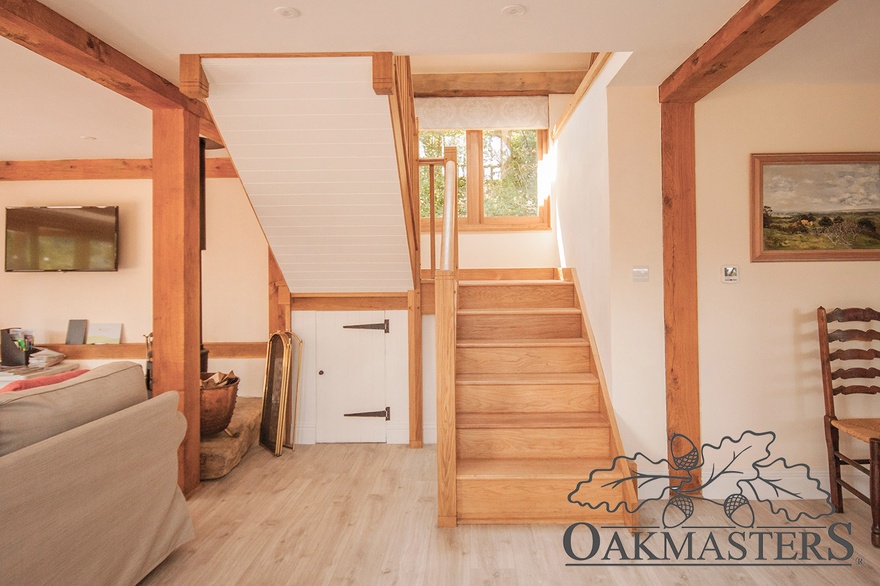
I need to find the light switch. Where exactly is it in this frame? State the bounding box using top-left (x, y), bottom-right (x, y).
top-left (632, 266), bottom-right (649, 282)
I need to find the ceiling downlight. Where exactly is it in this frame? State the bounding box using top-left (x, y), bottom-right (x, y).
top-left (274, 7), bottom-right (301, 19)
top-left (501, 5), bottom-right (527, 17)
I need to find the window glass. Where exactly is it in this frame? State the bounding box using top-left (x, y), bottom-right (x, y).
top-left (418, 131), bottom-right (467, 218)
top-left (482, 129), bottom-right (538, 217)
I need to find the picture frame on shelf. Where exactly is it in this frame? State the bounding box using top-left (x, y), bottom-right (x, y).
top-left (750, 152), bottom-right (880, 262)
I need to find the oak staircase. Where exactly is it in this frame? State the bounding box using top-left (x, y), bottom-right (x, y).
top-left (439, 269), bottom-right (637, 525)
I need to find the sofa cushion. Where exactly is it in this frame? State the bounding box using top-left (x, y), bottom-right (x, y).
top-left (0, 369), bottom-right (89, 394)
top-left (0, 361), bottom-right (147, 457)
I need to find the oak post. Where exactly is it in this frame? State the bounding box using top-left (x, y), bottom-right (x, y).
top-left (269, 250), bottom-right (291, 333)
top-left (435, 271), bottom-right (457, 526)
top-left (372, 52), bottom-right (393, 95)
top-left (408, 289), bottom-right (423, 448)
top-left (152, 107), bottom-right (202, 497)
top-left (661, 102), bottom-right (701, 491)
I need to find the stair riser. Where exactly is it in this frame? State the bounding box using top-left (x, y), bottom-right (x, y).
top-left (457, 478), bottom-right (625, 523)
top-left (458, 285), bottom-right (575, 310)
top-left (456, 384), bottom-right (599, 413)
top-left (456, 346), bottom-right (590, 374)
top-left (457, 427), bottom-right (610, 459)
top-left (457, 313), bottom-right (582, 340)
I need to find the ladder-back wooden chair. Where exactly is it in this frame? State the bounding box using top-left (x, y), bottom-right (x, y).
top-left (817, 306), bottom-right (880, 547)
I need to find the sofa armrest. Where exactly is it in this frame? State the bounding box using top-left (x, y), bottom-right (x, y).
top-left (0, 391), bottom-right (194, 586)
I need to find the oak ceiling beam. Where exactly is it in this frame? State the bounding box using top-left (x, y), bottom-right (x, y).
top-left (412, 71), bottom-right (588, 98)
top-left (0, 0), bottom-right (222, 143)
top-left (372, 52), bottom-right (393, 95)
top-left (0, 157), bottom-right (237, 180)
top-left (180, 54), bottom-right (209, 100)
top-left (659, 0), bottom-right (838, 103)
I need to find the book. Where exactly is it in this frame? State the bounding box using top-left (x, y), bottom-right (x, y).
top-left (86, 323), bottom-right (122, 345)
top-left (65, 319), bottom-right (88, 345)
top-left (27, 347), bottom-right (66, 368)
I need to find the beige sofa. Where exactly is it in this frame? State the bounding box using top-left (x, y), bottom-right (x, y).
top-left (0, 361), bottom-right (194, 586)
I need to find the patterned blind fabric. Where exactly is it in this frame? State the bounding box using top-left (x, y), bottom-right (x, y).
top-left (415, 97), bottom-right (549, 130)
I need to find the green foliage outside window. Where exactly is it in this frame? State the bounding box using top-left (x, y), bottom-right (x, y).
top-left (483, 130), bottom-right (538, 217)
top-left (418, 128), bottom-right (540, 220)
top-left (418, 131), bottom-right (467, 218)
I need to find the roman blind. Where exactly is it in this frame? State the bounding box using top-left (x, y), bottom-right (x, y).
top-left (414, 97), bottom-right (549, 130)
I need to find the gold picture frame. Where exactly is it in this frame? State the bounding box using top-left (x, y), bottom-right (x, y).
top-left (259, 331), bottom-right (303, 456)
top-left (750, 152), bottom-right (880, 262)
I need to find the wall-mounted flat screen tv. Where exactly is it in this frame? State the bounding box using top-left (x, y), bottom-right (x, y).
top-left (5, 206), bottom-right (119, 272)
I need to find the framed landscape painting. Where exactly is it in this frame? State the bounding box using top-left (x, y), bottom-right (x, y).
top-left (750, 153), bottom-right (880, 262)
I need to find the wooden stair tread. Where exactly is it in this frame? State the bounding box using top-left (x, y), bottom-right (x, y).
top-left (457, 458), bottom-right (618, 479)
top-left (457, 308), bottom-right (581, 316)
top-left (457, 372), bottom-right (598, 385)
top-left (456, 268), bottom-right (562, 281)
top-left (459, 279), bottom-right (570, 287)
top-left (457, 412), bottom-right (608, 429)
top-left (457, 338), bottom-right (588, 348)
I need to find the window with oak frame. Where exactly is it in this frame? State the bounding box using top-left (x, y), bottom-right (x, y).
top-left (419, 129), bottom-right (550, 231)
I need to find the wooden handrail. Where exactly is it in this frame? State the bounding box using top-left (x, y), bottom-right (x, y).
top-left (418, 147), bottom-right (458, 279)
top-left (439, 157), bottom-right (458, 272)
top-left (387, 55), bottom-right (420, 288)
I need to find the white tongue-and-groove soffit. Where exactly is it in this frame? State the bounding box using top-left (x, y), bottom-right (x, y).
top-left (202, 56), bottom-right (413, 293)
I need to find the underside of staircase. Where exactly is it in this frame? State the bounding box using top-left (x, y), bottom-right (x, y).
top-left (447, 268), bottom-right (636, 525)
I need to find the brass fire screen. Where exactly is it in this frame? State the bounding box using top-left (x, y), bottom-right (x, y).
top-left (259, 331), bottom-right (303, 457)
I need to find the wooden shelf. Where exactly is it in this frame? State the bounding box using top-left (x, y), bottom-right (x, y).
top-left (41, 344), bottom-right (143, 359)
top-left (41, 342), bottom-right (266, 360)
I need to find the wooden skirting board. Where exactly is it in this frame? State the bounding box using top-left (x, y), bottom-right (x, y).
top-left (290, 292), bottom-right (409, 311)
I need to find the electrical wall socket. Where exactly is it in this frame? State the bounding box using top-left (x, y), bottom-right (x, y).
top-left (632, 266), bottom-right (649, 282)
top-left (722, 265), bottom-right (739, 283)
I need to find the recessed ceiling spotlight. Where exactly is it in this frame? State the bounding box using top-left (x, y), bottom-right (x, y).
top-left (501, 4), bottom-right (527, 16)
top-left (274, 6), bottom-right (300, 18)
top-left (80, 136), bottom-right (97, 141)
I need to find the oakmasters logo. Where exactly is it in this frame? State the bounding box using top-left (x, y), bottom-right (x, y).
top-left (563, 431), bottom-right (855, 566)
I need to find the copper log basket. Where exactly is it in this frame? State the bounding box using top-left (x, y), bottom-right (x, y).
top-left (200, 374), bottom-right (240, 437)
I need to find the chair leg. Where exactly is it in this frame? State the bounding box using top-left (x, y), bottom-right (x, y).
top-left (825, 417), bottom-right (844, 513)
top-left (870, 438), bottom-right (879, 548)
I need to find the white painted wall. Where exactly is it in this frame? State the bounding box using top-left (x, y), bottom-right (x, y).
top-left (0, 177), bottom-right (270, 396)
top-left (695, 84), bottom-right (880, 487)
top-left (0, 180), bottom-right (153, 342)
top-left (606, 86), bottom-right (667, 477)
top-left (420, 231), bottom-right (558, 270)
top-left (202, 178), bottom-right (269, 396)
top-left (550, 63), bottom-right (880, 498)
top-left (551, 53), bottom-right (630, 390)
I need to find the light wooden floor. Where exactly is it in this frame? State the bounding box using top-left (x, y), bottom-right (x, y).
top-left (142, 444), bottom-right (880, 585)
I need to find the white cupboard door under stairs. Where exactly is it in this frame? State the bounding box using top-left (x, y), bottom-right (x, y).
top-left (315, 311), bottom-right (390, 443)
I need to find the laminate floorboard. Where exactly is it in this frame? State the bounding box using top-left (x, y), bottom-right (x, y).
top-left (141, 444), bottom-right (880, 585)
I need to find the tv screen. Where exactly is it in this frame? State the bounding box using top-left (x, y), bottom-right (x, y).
top-left (5, 206), bottom-right (119, 272)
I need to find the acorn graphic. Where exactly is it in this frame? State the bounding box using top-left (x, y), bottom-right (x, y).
top-left (723, 493), bottom-right (755, 528)
top-left (662, 495), bottom-right (694, 528)
top-left (670, 434), bottom-right (700, 471)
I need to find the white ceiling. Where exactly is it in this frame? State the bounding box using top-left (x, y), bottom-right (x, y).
top-left (0, 0), bottom-right (878, 161)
